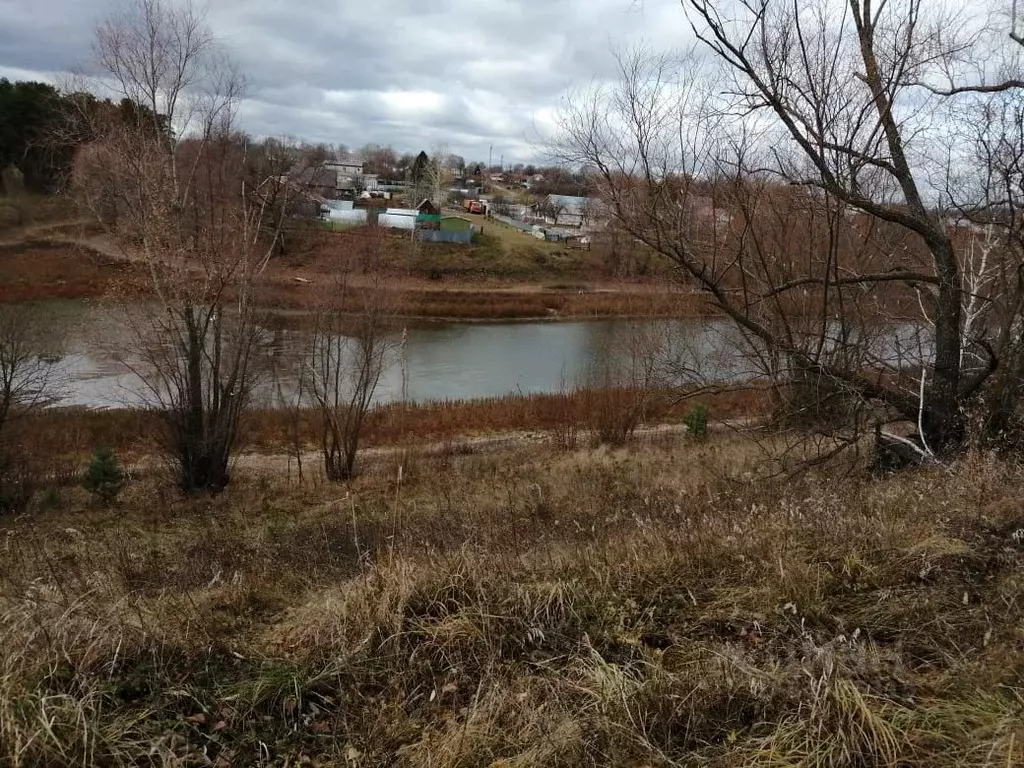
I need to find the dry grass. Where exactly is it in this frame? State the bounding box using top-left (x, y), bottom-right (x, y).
top-left (0, 199), bottom-right (698, 320)
top-left (0, 241), bottom-right (148, 303)
top-left (1, 438), bottom-right (1022, 766)
top-left (260, 285), bottom-right (700, 320)
top-left (256, 279), bottom-right (702, 320)
top-left (287, 224), bottom-right (594, 282)
top-left (391, 285), bottom-right (698, 320)
top-left (15, 387), bottom-right (766, 461)
top-left (0, 234), bottom-right (701, 320)
top-left (0, 194), bottom-right (74, 236)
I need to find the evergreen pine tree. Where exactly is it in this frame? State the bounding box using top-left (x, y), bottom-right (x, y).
top-left (82, 446), bottom-right (127, 505)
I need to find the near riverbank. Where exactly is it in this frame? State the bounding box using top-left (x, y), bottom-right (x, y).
top-left (15, 387), bottom-right (764, 464)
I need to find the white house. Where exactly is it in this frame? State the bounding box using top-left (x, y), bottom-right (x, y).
top-left (320, 199), bottom-right (367, 226)
top-left (378, 208), bottom-right (418, 230)
top-left (543, 194), bottom-right (590, 229)
top-left (324, 160), bottom-right (364, 177)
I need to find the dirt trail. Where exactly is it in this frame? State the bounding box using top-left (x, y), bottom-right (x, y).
top-left (184, 421), bottom-right (734, 478)
top-left (0, 219), bottom-right (129, 262)
top-left (231, 429), bottom-right (548, 476)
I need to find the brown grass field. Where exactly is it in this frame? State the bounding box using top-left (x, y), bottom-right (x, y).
top-left (0, 237), bottom-right (697, 320)
top-left (1, 433), bottom-right (1022, 766)
top-left (0, 240), bottom-right (149, 303)
top-left (12, 387), bottom-right (764, 462)
top-left (0, 218), bottom-right (699, 320)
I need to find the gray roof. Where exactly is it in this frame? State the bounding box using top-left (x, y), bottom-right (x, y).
top-left (296, 167), bottom-right (337, 188)
top-left (547, 194), bottom-right (590, 208)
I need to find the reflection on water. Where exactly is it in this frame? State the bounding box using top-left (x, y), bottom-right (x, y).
top-left (16, 300), bottom-right (932, 409)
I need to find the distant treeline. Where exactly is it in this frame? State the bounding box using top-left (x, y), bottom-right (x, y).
top-left (0, 76), bottom-right (595, 199)
top-left (0, 78), bottom-right (170, 194)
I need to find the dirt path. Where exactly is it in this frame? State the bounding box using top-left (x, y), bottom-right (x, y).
top-left (0, 218), bottom-right (133, 262)
top-left (231, 429), bottom-right (549, 476)
top-left (225, 420), bottom-right (738, 477)
top-left (0, 218), bottom-right (92, 245)
top-left (121, 429), bottom-right (553, 478)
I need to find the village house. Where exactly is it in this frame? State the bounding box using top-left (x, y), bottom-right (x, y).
top-left (293, 159), bottom-right (388, 200)
top-left (295, 166), bottom-right (341, 200)
top-left (324, 159), bottom-right (364, 177)
top-left (540, 194), bottom-right (592, 229)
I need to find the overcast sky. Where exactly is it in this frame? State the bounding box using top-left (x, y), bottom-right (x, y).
top-left (0, 0), bottom-right (696, 164)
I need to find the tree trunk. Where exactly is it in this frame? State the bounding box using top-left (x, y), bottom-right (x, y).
top-left (922, 242), bottom-right (965, 455)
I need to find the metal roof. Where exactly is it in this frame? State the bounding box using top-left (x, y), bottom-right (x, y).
top-left (546, 194), bottom-right (590, 208)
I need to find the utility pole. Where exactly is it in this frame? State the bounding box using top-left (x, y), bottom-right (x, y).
top-left (488, 145), bottom-right (493, 171)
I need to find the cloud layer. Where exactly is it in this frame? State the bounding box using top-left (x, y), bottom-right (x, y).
top-left (0, 0), bottom-right (695, 163)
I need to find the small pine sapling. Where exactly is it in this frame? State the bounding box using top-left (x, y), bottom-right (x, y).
top-left (683, 403), bottom-right (710, 440)
top-left (82, 446), bottom-right (127, 505)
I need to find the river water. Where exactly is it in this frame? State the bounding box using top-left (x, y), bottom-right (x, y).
top-left (18, 300), bottom-right (927, 409)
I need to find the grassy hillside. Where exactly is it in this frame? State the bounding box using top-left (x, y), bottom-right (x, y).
top-left (2, 437), bottom-right (1022, 765)
top-left (290, 222), bottom-right (606, 283)
top-left (1, 195), bottom-right (686, 321)
top-left (0, 194), bottom-right (71, 234)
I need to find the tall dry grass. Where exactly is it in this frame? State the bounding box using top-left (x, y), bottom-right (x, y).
top-left (1, 439), bottom-right (1022, 765)
top-left (18, 387), bottom-right (767, 462)
top-left (256, 282), bottom-right (701, 320)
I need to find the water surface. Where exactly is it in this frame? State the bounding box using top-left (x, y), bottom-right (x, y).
top-left (19, 300), bottom-right (927, 409)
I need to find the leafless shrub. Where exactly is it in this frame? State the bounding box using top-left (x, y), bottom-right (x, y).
top-left (70, 0), bottom-right (311, 491)
top-left (773, 360), bottom-right (868, 434)
top-left (0, 307), bottom-right (62, 513)
top-left (308, 250), bottom-right (399, 481)
top-left (581, 321), bottom-right (665, 445)
top-left (547, 375), bottom-right (582, 451)
top-left (0, 307), bottom-right (57, 435)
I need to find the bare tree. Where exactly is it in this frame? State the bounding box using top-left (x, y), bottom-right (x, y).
top-left (556, 1), bottom-right (1024, 462)
top-left (0, 307), bottom-right (60, 512)
top-left (943, 83), bottom-right (1024, 444)
top-left (245, 136), bottom-right (323, 253)
top-left (426, 144), bottom-right (452, 209)
top-left (360, 144), bottom-right (399, 178)
top-left (583, 320), bottom-right (667, 445)
top-left (72, 0), bottom-right (297, 491)
top-left (533, 197), bottom-right (565, 226)
top-left (308, 243), bottom-right (398, 481)
top-left (404, 145), bottom-right (451, 209)
top-left (0, 309), bottom-right (56, 437)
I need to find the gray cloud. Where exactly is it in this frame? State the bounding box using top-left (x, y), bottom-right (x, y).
top-left (0, 0), bottom-right (695, 163)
